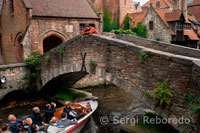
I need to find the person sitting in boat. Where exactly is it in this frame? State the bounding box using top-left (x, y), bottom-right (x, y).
top-left (1, 123), bottom-right (9, 133)
top-left (63, 101), bottom-right (82, 120)
top-left (57, 112), bottom-right (78, 128)
top-left (47, 117), bottom-right (65, 133)
top-left (23, 118), bottom-right (39, 133)
top-left (30, 107), bottom-right (43, 127)
top-left (45, 102), bottom-right (56, 123)
top-left (30, 107), bottom-right (46, 132)
top-left (8, 114), bottom-right (22, 133)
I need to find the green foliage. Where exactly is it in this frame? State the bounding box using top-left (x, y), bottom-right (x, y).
top-left (25, 52), bottom-right (41, 69)
top-left (89, 59), bottom-right (97, 67)
top-left (156, 37), bottom-right (161, 41)
top-left (23, 73), bottom-right (31, 80)
top-left (187, 13), bottom-right (192, 16)
top-left (45, 53), bottom-right (51, 64)
top-left (0, 68), bottom-right (7, 71)
top-left (111, 18), bottom-right (120, 30)
top-left (139, 51), bottom-right (150, 63)
top-left (111, 29), bottom-right (136, 36)
top-left (184, 93), bottom-right (200, 116)
top-left (132, 22), bottom-right (148, 38)
top-left (184, 93), bottom-right (196, 103)
top-left (57, 45), bottom-right (66, 56)
top-left (152, 80), bottom-right (173, 107)
top-left (144, 90), bottom-right (152, 97)
top-left (124, 14), bottom-right (130, 30)
top-left (24, 52), bottom-right (41, 81)
top-left (103, 8), bottom-right (112, 32)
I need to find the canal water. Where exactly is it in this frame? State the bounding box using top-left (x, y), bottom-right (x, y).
top-left (0, 84), bottom-right (173, 133)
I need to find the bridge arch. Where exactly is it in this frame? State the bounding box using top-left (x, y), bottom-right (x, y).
top-left (39, 30), bottom-right (68, 53)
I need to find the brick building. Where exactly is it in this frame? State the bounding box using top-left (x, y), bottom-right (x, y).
top-left (90, 0), bottom-right (142, 26)
top-left (0, 0), bottom-right (102, 64)
top-left (130, 0), bottom-right (200, 48)
top-left (187, 0), bottom-right (200, 22)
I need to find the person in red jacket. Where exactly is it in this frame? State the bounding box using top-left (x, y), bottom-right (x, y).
top-left (80, 24), bottom-right (98, 34)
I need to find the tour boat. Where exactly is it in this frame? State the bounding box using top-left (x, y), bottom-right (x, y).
top-left (51, 100), bottom-right (98, 133)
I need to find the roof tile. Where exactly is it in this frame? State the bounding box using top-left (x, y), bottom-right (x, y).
top-left (23, 0), bottom-right (99, 19)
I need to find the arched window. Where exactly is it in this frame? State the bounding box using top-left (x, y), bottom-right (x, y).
top-left (15, 33), bottom-right (24, 63)
top-left (43, 35), bottom-right (63, 53)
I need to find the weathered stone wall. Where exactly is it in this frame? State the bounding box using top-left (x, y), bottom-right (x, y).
top-left (142, 7), bottom-right (172, 43)
top-left (0, 63), bottom-right (27, 99)
top-left (40, 34), bottom-right (200, 132)
top-left (115, 34), bottom-right (200, 58)
top-left (1, 0), bottom-right (28, 64)
top-left (30, 17), bottom-right (101, 53)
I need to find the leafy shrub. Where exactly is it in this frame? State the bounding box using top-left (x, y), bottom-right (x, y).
top-left (152, 80), bottom-right (173, 107)
top-left (25, 52), bottom-right (41, 69)
top-left (89, 60), bottom-right (97, 67)
top-left (111, 29), bottom-right (136, 36)
top-left (132, 22), bottom-right (148, 38)
top-left (24, 52), bottom-right (41, 81)
top-left (184, 93), bottom-right (196, 103)
top-left (139, 51), bottom-right (150, 63)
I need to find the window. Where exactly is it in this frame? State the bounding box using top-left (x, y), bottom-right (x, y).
top-left (149, 21), bottom-right (154, 30)
top-left (10, 0), bottom-right (14, 13)
top-left (79, 23), bottom-right (95, 31)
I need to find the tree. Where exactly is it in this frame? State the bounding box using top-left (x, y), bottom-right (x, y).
top-left (133, 22), bottom-right (148, 38)
top-left (103, 8), bottom-right (112, 32)
top-left (111, 18), bottom-right (119, 30)
top-left (124, 14), bottom-right (130, 30)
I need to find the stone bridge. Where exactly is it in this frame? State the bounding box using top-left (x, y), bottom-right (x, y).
top-left (1, 34), bottom-right (200, 132)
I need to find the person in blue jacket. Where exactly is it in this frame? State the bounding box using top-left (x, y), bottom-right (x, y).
top-left (8, 114), bottom-right (22, 133)
top-left (45, 102), bottom-right (56, 123)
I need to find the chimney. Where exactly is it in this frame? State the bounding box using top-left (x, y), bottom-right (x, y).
top-left (150, 3), bottom-right (154, 8)
top-left (172, 0), bottom-right (180, 11)
top-left (156, 1), bottom-right (161, 9)
top-left (181, 0), bottom-right (187, 19)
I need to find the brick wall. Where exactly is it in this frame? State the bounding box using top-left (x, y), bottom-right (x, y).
top-left (1, 0), bottom-right (28, 64)
top-left (142, 7), bottom-right (172, 43)
top-left (91, 0), bottom-right (137, 25)
top-left (119, 0), bottom-right (136, 25)
top-left (30, 17), bottom-right (101, 53)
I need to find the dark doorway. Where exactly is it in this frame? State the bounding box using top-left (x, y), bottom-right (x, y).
top-left (43, 35), bottom-right (63, 53)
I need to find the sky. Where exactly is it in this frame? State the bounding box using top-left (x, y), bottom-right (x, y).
top-left (134, 0), bottom-right (149, 6)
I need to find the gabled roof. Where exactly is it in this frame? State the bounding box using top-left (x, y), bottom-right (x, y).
top-left (129, 9), bottom-right (148, 27)
top-left (22, 0), bottom-right (99, 19)
top-left (155, 8), bottom-right (171, 27)
top-left (143, 0), bottom-right (172, 8)
top-left (184, 28), bottom-right (200, 40)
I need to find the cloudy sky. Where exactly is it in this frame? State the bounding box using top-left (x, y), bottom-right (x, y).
top-left (134, 0), bottom-right (149, 6)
